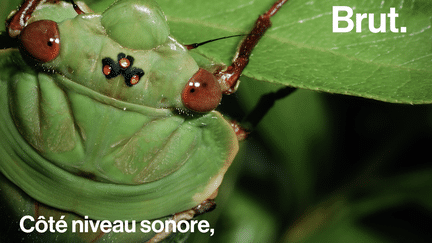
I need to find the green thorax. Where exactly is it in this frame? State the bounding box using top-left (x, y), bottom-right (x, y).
top-left (0, 0), bottom-right (238, 220)
top-left (33, 0), bottom-right (198, 109)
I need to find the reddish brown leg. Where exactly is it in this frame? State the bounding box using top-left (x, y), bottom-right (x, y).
top-left (191, 199), bottom-right (216, 216)
top-left (6, 0), bottom-right (57, 37)
top-left (217, 0), bottom-right (288, 94)
top-left (230, 120), bottom-right (249, 141)
top-left (34, 201), bottom-right (40, 219)
top-left (6, 0), bottom-right (84, 38)
top-left (147, 199), bottom-right (217, 243)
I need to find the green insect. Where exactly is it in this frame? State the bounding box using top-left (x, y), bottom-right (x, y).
top-left (0, 0), bottom-right (287, 241)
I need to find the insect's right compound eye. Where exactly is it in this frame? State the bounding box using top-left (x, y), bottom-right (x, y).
top-left (182, 68), bottom-right (222, 113)
top-left (19, 20), bottom-right (60, 63)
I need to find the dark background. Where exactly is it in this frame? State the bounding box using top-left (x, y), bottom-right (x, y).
top-left (190, 77), bottom-right (432, 243)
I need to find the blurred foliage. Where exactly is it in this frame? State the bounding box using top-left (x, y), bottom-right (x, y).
top-left (203, 78), bottom-right (432, 243)
top-left (1, 0), bottom-right (432, 242)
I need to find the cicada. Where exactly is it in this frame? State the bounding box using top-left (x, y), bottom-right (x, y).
top-left (0, 0), bottom-right (287, 241)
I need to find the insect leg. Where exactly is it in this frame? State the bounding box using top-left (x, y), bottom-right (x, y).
top-left (146, 199), bottom-right (216, 243)
top-left (191, 199), bottom-right (217, 216)
top-left (6, 0), bottom-right (58, 38)
top-left (226, 87), bottom-right (296, 141)
top-left (243, 86), bottom-right (297, 128)
top-left (230, 120), bottom-right (249, 141)
top-left (216, 0), bottom-right (288, 94)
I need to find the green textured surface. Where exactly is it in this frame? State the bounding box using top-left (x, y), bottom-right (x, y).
top-left (158, 0), bottom-right (432, 104)
top-left (2, 1), bottom-right (431, 102)
top-left (101, 0), bottom-right (170, 50)
top-left (2, 1), bottom-right (432, 243)
top-left (0, 0), bottom-right (238, 223)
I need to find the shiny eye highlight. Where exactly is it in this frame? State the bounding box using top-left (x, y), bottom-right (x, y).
top-left (182, 68), bottom-right (222, 113)
top-left (19, 20), bottom-right (60, 62)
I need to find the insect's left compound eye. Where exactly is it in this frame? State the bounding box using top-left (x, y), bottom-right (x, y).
top-left (19, 20), bottom-right (60, 63)
top-left (182, 68), bottom-right (222, 113)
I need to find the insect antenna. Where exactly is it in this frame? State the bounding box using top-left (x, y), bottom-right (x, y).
top-left (184, 34), bottom-right (246, 50)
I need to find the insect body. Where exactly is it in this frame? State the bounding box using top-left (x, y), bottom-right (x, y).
top-left (0, 0), bottom-right (286, 241)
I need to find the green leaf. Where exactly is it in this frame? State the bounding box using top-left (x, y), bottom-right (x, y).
top-left (282, 168), bottom-right (432, 243)
top-left (155, 0), bottom-right (432, 104)
top-left (2, 0), bottom-right (430, 103)
top-left (237, 78), bottom-right (334, 211)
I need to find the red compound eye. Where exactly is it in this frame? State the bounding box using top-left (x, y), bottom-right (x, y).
top-left (19, 20), bottom-right (60, 63)
top-left (182, 68), bottom-right (222, 113)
